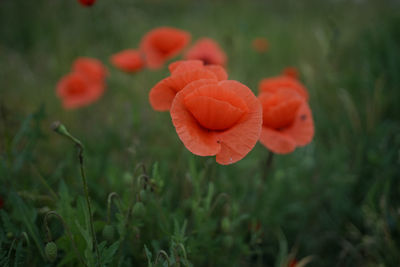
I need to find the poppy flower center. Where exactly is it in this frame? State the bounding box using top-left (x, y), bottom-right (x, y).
top-left (199, 55), bottom-right (213, 65)
top-left (260, 90), bottom-right (303, 130)
top-left (184, 84), bottom-right (249, 131)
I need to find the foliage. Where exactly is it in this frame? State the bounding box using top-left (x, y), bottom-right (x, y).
top-left (0, 0), bottom-right (399, 266)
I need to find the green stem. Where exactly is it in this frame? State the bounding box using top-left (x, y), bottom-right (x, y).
top-left (51, 121), bottom-right (101, 266)
top-left (78, 146), bottom-right (101, 266)
top-left (263, 151), bottom-right (274, 181)
top-left (106, 192), bottom-right (120, 224)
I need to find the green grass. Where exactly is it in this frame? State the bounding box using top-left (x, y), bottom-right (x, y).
top-left (1, 0), bottom-right (400, 266)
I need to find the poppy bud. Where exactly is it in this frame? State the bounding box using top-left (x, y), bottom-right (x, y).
top-left (45, 242), bottom-right (58, 262)
top-left (51, 121), bottom-right (67, 136)
top-left (102, 224), bottom-right (115, 242)
top-left (132, 202), bottom-right (145, 217)
top-left (221, 217), bottom-right (231, 233)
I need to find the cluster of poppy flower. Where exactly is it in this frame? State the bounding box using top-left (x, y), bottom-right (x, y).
top-left (149, 59), bottom-right (314, 164)
top-left (55, 26), bottom-right (314, 164)
top-left (56, 27), bottom-right (227, 109)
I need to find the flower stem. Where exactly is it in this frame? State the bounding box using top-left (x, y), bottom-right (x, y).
top-left (78, 147), bottom-right (101, 266)
top-left (263, 151), bottom-right (274, 180)
top-left (51, 121), bottom-right (101, 266)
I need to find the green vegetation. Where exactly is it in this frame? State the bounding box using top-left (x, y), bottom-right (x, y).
top-left (1, 0), bottom-right (399, 266)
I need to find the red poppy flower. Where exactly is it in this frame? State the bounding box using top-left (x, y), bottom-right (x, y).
top-left (110, 49), bottom-right (145, 73)
top-left (259, 76), bottom-right (308, 101)
top-left (184, 38), bottom-right (227, 66)
top-left (282, 66), bottom-right (299, 80)
top-left (149, 60), bottom-right (228, 111)
top-left (0, 196), bottom-right (4, 209)
top-left (288, 259), bottom-right (298, 267)
top-left (78, 0), bottom-right (96, 6)
top-left (252, 38), bottom-right (269, 53)
top-left (56, 72), bottom-right (105, 109)
top-left (140, 27), bottom-right (191, 69)
top-left (171, 79), bottom-right (262, 165)
top-left (258, 89), bottom-right (314, 154)
top-left (72, 57), bottom-right (108, 84)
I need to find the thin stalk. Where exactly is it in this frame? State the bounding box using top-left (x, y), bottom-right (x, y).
top-left (263, 151), bottom-right (274, 181)
top-left (77, 145), bottom-right (101, 266)
top-left (51, 121), bottom-right (101, 266)
top-left (106, 192), bottom-right (120, 224)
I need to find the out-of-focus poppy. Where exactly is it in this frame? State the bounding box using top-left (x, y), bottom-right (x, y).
top-left (56, 72), bottom-right (105, 109)
top-left (72, 57), bottom-right (108, 84)
top-left (258, 89), bottom-right (314, 154)
top-left (149, 60), bottom-right (228, 111)
top-left (282, 66), bottom-right (299, 80)
top-left (259, 76), bottom-right (308, 101)
top-left (252, 38), bottom-right (269, 53)
top-left (110, 49), bottom-right (145, 73)
top-left (288, 259), bottom-right (298, 267)
top-left (171, 79), bottom-right (262, 165)
top-left (140, 27), bottom-right (191, 69)
top-left (78, 0), bottom-right (96, 7)
top-left (184, 38), bottom-right (227, 66)
top-left (0, 196), bottom-right (4, 209)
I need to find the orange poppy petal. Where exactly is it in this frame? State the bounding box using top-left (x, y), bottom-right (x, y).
top-left (110, 49), bottom-right (144, 73)
top-left (149, 78), bottom-right (176, 111)
top-left (259, 127), bottom-right (296, 154)
top-left (57, 72), bottom-right (104, 109)
top-left (281, 102), bottom-right (314, 146)
top-left (214, 80), bottom-right (263, 165)
top-left (140, 27), bottom-right (191, 69)
top-left (282, 67), bottom-right (299, 80)
top-left (62, 83), bottom-right (104, 109)
top-left (72, 57), bottom-right (108, 83)
top-left (149, 68), bottom-right (217, 111)
top-left (166, 68), bottom-right (217, 93)
top-left (204, 65), bottom-right (228, 81)
top-left (184, 38), bottom-right (227, 66)
top-left (259, 90), bottom-right (303, 129)
top-left (183, 84), bottom-right (248, 130)
top-left (171, 79), bottom-right (221, 156)
top-left (168, 60), bottom-right (204, 74)
top-left (252, 38), bottom-right (269, 53)
top-left (259, 76), bottom-right (308, 101)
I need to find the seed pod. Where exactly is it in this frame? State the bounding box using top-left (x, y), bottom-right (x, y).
top-left (45, 242), bottom-right (58, 262)
top-left (102, 224), bottom-right (115, 242)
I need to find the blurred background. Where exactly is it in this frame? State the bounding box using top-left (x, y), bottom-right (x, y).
top-left (1, 0), bottom-right (400, 266)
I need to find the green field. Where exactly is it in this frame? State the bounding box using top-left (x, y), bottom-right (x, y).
top-left (1, 0), bottom-right (400, 266)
